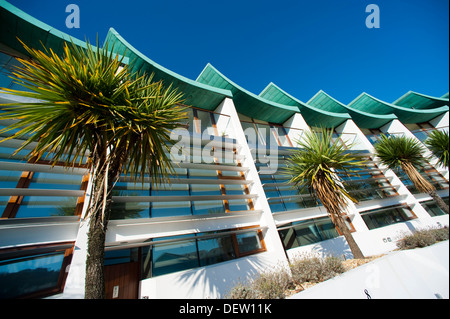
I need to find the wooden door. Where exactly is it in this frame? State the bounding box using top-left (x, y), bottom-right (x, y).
top-left (105, 262), bottom-right (140, 299)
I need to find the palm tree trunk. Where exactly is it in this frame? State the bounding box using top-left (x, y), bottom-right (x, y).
top-left (334, 213), bottom-right (365, 259)
top-left (401, 161), bottom-right (449, 214)
top-left (85, 216), bottom-right (108, 299)
top-left (84, 159), bottom-right (114, 299)
top-left (84, 141), bottom-right (129, 299)
top-left (429, 190), bottom-right (449, 214)
top-left (313, 177), bottom-right (365, 259)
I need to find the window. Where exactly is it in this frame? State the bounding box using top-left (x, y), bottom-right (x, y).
top-left (104, 248), bottom-right (139, 266)
top-left (139, 228), bottom-right (266, 279)
top-left (278, 217), bottom-right (339, 250)
top-left (421, 197), bottom-right (449, 217)
top-left (360, 205), bottom-right (416, 230)
top-left (236, 231), bottom-right (263, 255)
top-left (15, 196), bottom-right (78, 218)
top-left (0, 243), bottom-right (73, 299)
top-left (0, 138), bottom-right (87, 219)
top-left (197, 236), bottom-right (235, 266)
top-left (151, 238), bottom-right (199, 277)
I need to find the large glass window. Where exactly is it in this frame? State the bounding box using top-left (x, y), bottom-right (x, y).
top-left (421, 197), bottom-right (449, 217)
top-left (197, 236), bottom-right (235, 266)
top-left (236, 231), bottom-right (262, 254)
top-left (28, 172), bottom-right (83, 191)
top-left (151, 238), bottom-right (199, 277)
top-left (150, 201), bottom-right (191, 218)
top-left (278, 217), bottom-right (339, 250)
top-left (140, 228), bottom-right (265, 279)
top-left (360, 205), bottom-right (415, 230)
top-left (192, 200), bottom-right (224, 215)
top-left (0, 243), bottom-right (72, 299)
top-left (15, 196), bottom-right (78, 218)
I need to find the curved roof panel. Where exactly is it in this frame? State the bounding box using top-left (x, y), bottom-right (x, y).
top-left (103, 29), bottom-right (232, 111)
top-left (0, 0), bottom-right (88, 57)
top-left (0, 1), bottom-right (232, 111)
top-left (259, 84), bottom-right (351, 128)
top-left (349, 92), bottom-right (448, 124)
top-left (308, 90), bottom-right (397, 129)
top-left (196, 64), bottom-right (298, 123)
top-left (393, 91), bottom-right (449, 109)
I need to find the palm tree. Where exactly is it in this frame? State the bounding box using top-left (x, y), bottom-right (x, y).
top-left (425, 130), bottom-right (449, 169)
top-left (374, 134), bottom-right (449, 214)
top-left (283, 128), bottom-right (366, 259)
top-left (0, 40), bottom-right (186, 298)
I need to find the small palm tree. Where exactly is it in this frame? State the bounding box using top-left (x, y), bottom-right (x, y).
top-left (374, 135), bottom-right (449, 214)
top-left (283, 128), bottom-right (366, 259)
top-left (425, 130), bottom-right (449, 169)
top-left (0, 40), bottom-right (186, 298)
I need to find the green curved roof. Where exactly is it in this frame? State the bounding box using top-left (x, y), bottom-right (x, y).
top-left (0, 0), bottom-right (88, 57)
top-left (393, 91), bottom-right (449, 109)
top-left (259, 84), bottom-right (351, 128)
top-left (442, 92), bottom-right (449, 99)
top-left (308, 90), bottom-right (397, 129)
top-left (103, 29), bottom-right (232, 111)
top-left (196, 64), bottom-right (298, 123)
top-left (349, 92), bottom-right (448, 124)
top-left (0, 1), bottom-right (232, 111)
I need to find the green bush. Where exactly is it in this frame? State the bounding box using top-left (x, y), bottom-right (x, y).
top-left (396, 226), bottom-right (449, 250)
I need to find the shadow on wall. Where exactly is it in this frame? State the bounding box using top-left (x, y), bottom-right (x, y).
top-left (288, 237), bottom-right (353, 261)
top-left (167, 253), bottom-right (275, 298)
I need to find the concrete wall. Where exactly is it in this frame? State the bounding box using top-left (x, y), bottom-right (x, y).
top-left (286, 215), bottom-right (449, 259)
top-left (139, 252), bottom-right (279, 299)
top-left (290, 240), bottom-right (449, 299)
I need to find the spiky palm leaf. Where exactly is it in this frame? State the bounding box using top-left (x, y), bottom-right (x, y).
top-left (374, 134), bottom-right (448, 214)
top-left (0, 39), bottom-right (187, 298)
top-left (283, 128), bottom-right (366, 259)
top-left (284, 128), bottom-right (365, 207)
top-left (425, 130), bottom-right (449, 169)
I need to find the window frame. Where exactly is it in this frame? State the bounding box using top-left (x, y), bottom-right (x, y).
top-left (0, 242), bottom-right (74, 299)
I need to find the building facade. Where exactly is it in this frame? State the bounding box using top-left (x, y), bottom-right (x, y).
top-left (0, 1), bottom-right (448, 299)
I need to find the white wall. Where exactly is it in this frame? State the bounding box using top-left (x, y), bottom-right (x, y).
top-left (139, 252), bottom-right (278, 299)
top-left (290, 240), bottom-right (449, 299)
top-left (285, 214), bottom-right (449, 260)
top-left (214, 98), bottom-right (288, 262)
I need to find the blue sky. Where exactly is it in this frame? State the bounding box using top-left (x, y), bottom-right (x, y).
top-left (7, 0), bottom-right (449, 104)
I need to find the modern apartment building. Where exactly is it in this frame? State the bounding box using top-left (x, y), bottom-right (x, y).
top-left (0, 1), bottom-right (448, 299)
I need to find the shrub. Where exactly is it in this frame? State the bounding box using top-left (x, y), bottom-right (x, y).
top-left (224, 280), bottom-right (256, 299)
top-left (289, 254), bottom-right (345, 284)
top-left (323, 255), bottom-right (346, 280)
top-left (224, 265), bottom-right (293, 299)
top-left (396, 226), bottom-right (449, 250)
top-left (224, 255), bottom-right (346, 299)
top-left (250, 269), bottom-right (294, 299)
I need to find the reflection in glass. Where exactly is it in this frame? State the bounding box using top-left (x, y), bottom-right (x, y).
top-left (0, 252), bottom-right (65, 299)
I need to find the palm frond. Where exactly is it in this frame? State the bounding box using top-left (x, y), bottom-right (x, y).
top-left (425, 130), bottom-right (449, 169)
top-left (373, 134), bottom-right (427, 170)
top-left (283, 127), bottom-right (365, 208)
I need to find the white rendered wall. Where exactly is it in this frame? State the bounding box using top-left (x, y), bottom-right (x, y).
top-left (290, 240), bottom-right (449, 299)
top-left (214, 98), bottom-right (287, 262)
top-left (286, 214), bottom-right (448, 260)
top-left (139, 252), bottom-right (277, 299)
